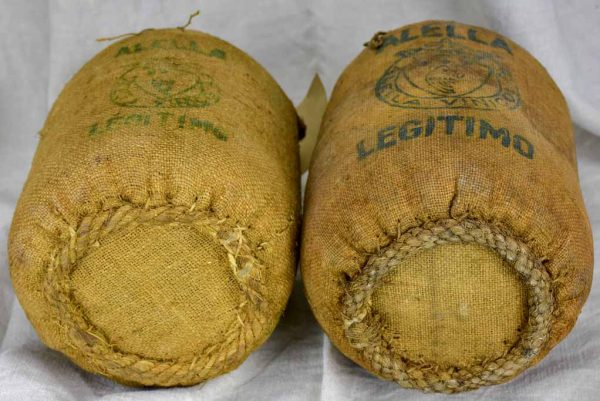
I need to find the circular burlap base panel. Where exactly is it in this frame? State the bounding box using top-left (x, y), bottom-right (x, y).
top-left (372, 242), bottom-right (527, 370)
top-left (45, 204), bottom-right (269, 387)
top-left (71, 221), bottom-right (240, 361)
top-left (342, 219), bottom-right (554, 393)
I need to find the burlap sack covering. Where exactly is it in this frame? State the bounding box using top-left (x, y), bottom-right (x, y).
top-left (301, 20), bottom-right (593, 393)
top-left (9, 28), bottom-right (300, 387)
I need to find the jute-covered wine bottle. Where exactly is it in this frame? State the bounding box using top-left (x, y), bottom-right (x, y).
top-left (9, 28), bottom-right (300, 386)
top-left (301, 21), bottom-right (592, 392)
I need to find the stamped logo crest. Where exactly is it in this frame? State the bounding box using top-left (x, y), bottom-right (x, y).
top-left (110, 57), bottom-right (220, 108)
top-left (375, 39), bottom-right (521, 110)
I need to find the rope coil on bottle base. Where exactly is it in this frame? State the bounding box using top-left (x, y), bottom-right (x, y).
top-left (44, 203), bottom-right (268, 386)
top-left (342, 218), bottom-right (554, 393)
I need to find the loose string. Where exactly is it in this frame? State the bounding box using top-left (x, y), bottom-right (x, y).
top-left (96, 10), bottom-right (200, 42)
top-left (177, 10), bottom-right (200, 31)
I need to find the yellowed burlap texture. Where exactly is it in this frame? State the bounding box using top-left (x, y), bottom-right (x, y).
top-left (301, 21), bottom-right (593, 393)
top-left (9, 28), bottom-right (300, 387)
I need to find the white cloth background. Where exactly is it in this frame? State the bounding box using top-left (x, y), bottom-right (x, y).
top-left (1, 0), bottom-right (599, 400)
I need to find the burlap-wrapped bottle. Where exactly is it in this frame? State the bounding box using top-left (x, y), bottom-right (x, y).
top-left (9, 28), bottom-right (300, 386)
top-left (301, 21), bottom-right (592, 392)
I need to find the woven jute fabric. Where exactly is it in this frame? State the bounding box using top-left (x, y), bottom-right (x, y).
top-left (301, 21), bottom-right (593, 393)
top-left (9, 28), bottom-right (300, 387)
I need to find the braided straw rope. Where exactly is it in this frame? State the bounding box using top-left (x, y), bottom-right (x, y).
top-left (342, 218), bottom-right (554, 393)
top-left (44, 203), bottom-right (267, 386)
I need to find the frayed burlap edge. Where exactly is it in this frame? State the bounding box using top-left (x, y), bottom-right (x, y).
top-left (44, 201), bottom-right (269, 387)
top-left (342, 218), bottom-right (554, 393)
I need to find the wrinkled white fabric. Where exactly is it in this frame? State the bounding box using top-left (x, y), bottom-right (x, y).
top-left (1, 1), bottom-right (599, 400)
